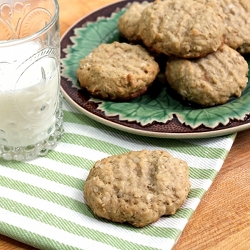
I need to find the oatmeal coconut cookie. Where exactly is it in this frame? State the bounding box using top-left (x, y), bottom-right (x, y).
top-left (76, 42), bottom-right (159, 101)
top-left (118, 2), bottom-right (150, 42)
top-left (165, 44), bottom-right (249, 107)
top-left (138, 0), bottom-right (225, 58)
top-left (195, 0), bottom-right (250, 53)
top-left (84, 150), bottom-right (190, 228)
top-left (219, 0), bottom-right (250, 54)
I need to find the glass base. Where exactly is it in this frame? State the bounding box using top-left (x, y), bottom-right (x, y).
top-left (0, 93), bottom-right (64, 161)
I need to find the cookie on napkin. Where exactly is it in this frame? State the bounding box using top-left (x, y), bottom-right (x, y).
top-left (84, 149), bottom-right (190, 228)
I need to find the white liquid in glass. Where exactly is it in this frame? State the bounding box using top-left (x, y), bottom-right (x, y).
top-left (0, 41), bottom-right (59, 147)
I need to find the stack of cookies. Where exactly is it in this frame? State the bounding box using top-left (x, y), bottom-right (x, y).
top-left (77, 0), bottom-right (249, 106)
top-left (117, 0), bottom-right (249, 106)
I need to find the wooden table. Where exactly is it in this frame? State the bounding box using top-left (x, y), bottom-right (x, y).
top-left (1, 0), bottom-right (250, 249)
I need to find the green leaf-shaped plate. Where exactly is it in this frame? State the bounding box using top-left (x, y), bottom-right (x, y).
top-left (60, 0), bottom-right (250, 138)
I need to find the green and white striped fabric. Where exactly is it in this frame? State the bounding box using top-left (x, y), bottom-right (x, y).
top-left (0, 99), bottom-right (236, 250)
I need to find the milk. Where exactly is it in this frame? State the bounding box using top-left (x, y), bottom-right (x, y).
top-left (0, 41), bottom-right (60, 147)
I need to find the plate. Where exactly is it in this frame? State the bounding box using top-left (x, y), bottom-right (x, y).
top-left (60, 0), bottom-right (250, 139)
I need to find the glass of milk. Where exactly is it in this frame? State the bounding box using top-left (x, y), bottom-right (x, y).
top-left (0, 0), bottom-right (64, 161)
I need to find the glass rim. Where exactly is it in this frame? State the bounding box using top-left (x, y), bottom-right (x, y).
top-left (0, 0), bottom-right (59, 47)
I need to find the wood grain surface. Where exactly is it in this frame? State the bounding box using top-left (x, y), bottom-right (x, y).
top-left (1, 0), bottom-right (250, 249)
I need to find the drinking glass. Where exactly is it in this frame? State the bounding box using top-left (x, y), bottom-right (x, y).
top-left (0, 0), bottom-right (64, 161)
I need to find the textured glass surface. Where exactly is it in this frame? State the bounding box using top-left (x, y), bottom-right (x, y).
top-left (0, 0), bottom-right (63, 160)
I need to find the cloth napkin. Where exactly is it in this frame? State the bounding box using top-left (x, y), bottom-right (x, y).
top-left (0, 99), bottom-right (236, 250)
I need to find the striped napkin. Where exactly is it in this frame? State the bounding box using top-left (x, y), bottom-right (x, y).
top-left (0, 99), bottom-right (235, 250)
